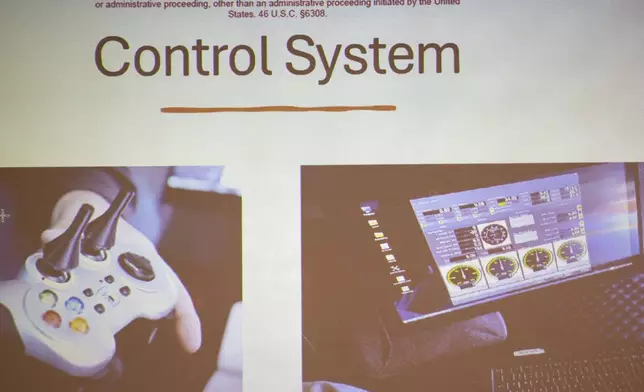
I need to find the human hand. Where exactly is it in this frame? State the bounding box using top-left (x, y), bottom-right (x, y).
top-left (41, 190), bottom-right (202, 354)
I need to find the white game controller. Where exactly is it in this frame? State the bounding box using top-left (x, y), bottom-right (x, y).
top-left (0, 189), bottom-right (179, 378)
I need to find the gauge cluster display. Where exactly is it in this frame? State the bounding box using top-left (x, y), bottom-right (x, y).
top-left (411, 172), bottom-right (593, 304)
top-left (354, 163), bottom-right (640, 325)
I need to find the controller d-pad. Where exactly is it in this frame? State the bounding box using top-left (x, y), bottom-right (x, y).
top-left (118, 252), bottom-right (155, 282)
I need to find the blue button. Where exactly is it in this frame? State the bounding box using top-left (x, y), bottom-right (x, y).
top-left (65, 297), bottom-right (85, 314)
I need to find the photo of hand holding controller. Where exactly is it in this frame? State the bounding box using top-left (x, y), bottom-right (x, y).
top-left (0, 167), bottom-right (241, 392)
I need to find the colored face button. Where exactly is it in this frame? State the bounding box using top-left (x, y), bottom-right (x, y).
top-left (69, 317), bottom-right (89, 334)
top-left (65, 297), bottom-right (85, 314)
top-left (39, 290), bottom-right (58, 308)
top-left (42, 310), bottom-right (62, 329)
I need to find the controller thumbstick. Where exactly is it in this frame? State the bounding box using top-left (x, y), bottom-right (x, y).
top-left (82, 188), bottom-right (134, 260)
top-left (37, 204), bottom-right (94, 283)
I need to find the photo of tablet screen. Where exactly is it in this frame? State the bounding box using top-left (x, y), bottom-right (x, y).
top-left (360, 163), bottom-right (641, 324)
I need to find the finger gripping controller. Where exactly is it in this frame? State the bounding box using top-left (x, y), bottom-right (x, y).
top-left (0, 189), bottom-right (179, 378)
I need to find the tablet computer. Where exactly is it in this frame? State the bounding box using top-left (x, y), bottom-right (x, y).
top-left (336, 162), bottom-right (644, 327)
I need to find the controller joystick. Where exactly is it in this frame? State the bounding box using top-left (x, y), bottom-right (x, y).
top-left (82, 188), bottom-right (134, 260)
top-left (36, 204), bottom-right (94, 283)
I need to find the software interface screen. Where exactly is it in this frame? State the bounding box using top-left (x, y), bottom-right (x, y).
top-left (359, 163), bottom-right (640, 324)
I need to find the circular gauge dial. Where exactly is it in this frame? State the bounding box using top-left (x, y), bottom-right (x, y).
top-left (523, 248), bottom-right (553, 271)
top-left (480, 224), bottom-right (509, 246)
top-left (557, 240), bottom-right (587, 263)
top-left (486, 256), bottom-right (519, 280)
top-left (447, 265), bottom-right (482, 289)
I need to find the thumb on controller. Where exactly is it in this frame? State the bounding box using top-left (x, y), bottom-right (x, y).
top-left (41, 228), bottom-right (66, 246)
top-left (170, 272), bottom-right (203, 354)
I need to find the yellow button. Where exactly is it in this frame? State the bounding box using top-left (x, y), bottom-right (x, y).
top-left (69, 317), bottom-right (89, 334)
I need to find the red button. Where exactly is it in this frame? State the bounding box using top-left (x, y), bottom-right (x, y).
top-left (42, 310), bottom-right (62, 329)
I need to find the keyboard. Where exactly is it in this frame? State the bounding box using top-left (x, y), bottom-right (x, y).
top-left (491, 345), bottom-right (644, 392)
